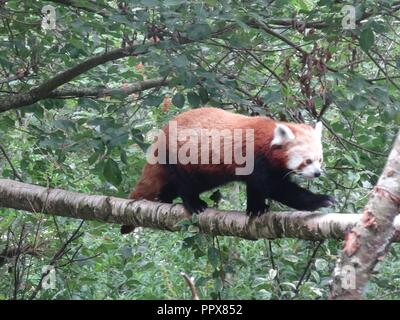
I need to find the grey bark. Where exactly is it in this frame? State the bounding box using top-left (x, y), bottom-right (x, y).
top-left (48, 78), bottom-right (170, 99)
top-left (329, 131), bottom-right (400, 299)
top-left (0, 179), bottom-right (399, 242)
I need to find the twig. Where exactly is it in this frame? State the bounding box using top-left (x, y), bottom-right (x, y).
top-left (0, 71), bottom-right (28, 85)
top-left (0, 144), bottom-right (23, 181)
top-left (266, 240), bottom-right (283, 295)
top-left (322, 121), bottom-right (387, 157)
top-left (48, 0), bottom-right (112, 17)
top-left (180, 272), bottom-right (199, 300)
top-left (250, 20), bottom-right (308, 55)
top-left (12, 224), bottom-right (26, 300)
top-left (366, 50), bottom-right (400, 91)
top-left (244, 49), bottom-right (286, 86)
top-left (29, 221), bottom-right (84, 299)
top-left (48, 78), bottom-right (170, 99)
top-left (294, 241), bottom-right (323, 297)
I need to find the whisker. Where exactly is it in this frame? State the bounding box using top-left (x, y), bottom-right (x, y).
top-left (282, 170), bottom-right (297, 180)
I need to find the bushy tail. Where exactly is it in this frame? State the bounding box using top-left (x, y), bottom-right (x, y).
top-left (129, 163), bottom-right (169, 200)
top-left (121, 163), bottom-right (169, 234)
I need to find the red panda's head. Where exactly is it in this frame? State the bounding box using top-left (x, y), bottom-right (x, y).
top-left (271, 122), bottom-right (323, 179)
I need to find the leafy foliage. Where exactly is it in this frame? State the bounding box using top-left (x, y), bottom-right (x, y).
top-left (0, 0), bottom-right (399, 300)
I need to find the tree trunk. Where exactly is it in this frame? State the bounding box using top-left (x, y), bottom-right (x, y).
top-left (329, 131), bottom-right (400, 299)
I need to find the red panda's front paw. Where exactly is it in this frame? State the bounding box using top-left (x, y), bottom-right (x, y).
top-left (184, 198), bottom-right (208, 214)
top-left (319, 195), bottom-right (336, 208)
top-left (246, 203), bottom-right (270, 218)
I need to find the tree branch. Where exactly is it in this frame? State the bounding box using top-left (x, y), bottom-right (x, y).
top-left (249, 20), bottom-right (308, 55)
top-left (0, 144), bottom-right (23, 181)
top-left (365, 50), bottom-right (400, 91)
top-left (0, 179), bottom-right (399, 242)
top-left (329, 130), bottom-right (400, 299)
top-left (46, 0), bottom-right (112, 17)
top-left (0, 25), bottom-right (234, 113)
top-left (0, 46), bottom-right (147, 113)
top-left (180, 272), bottom-right (199, 300)
top-left (47, 78), bottom-right (170, 99)
top-left (267, 18), bottom-right (327, 29)
top-left (0, 70), bottom-right (28, 85)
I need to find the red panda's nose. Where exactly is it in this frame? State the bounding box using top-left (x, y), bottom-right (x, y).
top-left (314, 172), bottom-right (321, 178)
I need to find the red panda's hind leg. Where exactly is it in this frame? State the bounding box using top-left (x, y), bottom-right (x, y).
top-left (165, 165), bottom-right (208, 214)
top-left (158, 182), bottom-right (178, 203)
top-left (246, 182), bottom-right (269, 217)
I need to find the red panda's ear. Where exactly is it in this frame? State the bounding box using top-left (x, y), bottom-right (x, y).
top-left (271, 124), bottom-right (295, 147)
top-left (315, 122), bottom-right (323, 139)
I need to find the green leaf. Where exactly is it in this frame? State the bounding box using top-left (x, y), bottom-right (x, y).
top-left (199, 87), bottom-right (209, 104)
top-left (54, 119), bottom-right (76, 132)
top-left (295, 0), bottom-right (310, 11)
top-left (88, 152), bottom-right (100, 165)
top-left (109, 14), bottom-right (131, 24)
top-left (131, 129), bottom-right (148, 151)
top-left (0, 116), bottom-right (15, 129)
top-left (186, 23), bottom-right (212, 40)
top-left (120, 149), bottom-right (128, 165)
top-left (256, 289), bottom-right (272, 300)
top-left (0, 55), bottom-right (13, 68)
top-left (103, 158), bottom-right (122, 186)
top-left (172, 55), bottom-right (189, 68)
top-left (178, 71), bottom-right (197, 88)
top-left (165, 0), bottom-right (183, 5)
top-left (187, 92), bottom-right (201, 107)
top-left (351, 95), bottom-right (368, 110)
top-left (140, 0), bottom-right (160, 6)
top-left (359, 28), bottom-right (374, 52)
top-left (143, 95), bottom-right (163, 107)
top-left (208, 247), bottom-right (220, 268)
top-left (172, 93), bottom-right (185, 108)
top-left (317, 0), bottom-right (333, 5)
top-left (371, 21), bottom-right (387, 33)
top-left (110, 91), bottom-right (129, 100)
top-left (69, 37), bottom-right (85, 50)
top-left (263, 91), bottom-right (282, 104)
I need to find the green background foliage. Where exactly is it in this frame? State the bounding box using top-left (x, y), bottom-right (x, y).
top-left (0, 0), bottom-right (399, 299)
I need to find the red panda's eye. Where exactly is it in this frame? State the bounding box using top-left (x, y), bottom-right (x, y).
top-left (305, 159), bottom-right (312, 165)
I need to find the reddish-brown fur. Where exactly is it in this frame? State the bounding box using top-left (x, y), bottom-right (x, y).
top-left (130, 107), bottom-right (314, 201)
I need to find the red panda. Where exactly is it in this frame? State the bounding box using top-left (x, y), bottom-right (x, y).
top-left (121, 107), bottom-right (335, 234)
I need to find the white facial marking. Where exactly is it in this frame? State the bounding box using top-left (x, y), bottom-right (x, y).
top-left (287, 153), bottom-right (303, 170)
top-left (315, 122), bottom-right (323, 140)
top-left (301, 161), bottom-right (322, 179)
top-left (285, 125), bottom-right (324, 179)
top-left (271, 124), bottom-right (295, 146)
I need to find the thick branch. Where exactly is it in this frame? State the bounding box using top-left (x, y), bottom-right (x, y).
top-left (47, 0), bottom-right (112, 17)
top-left (48, 78), bottom-right (170, 99)
top-left (267, 18), bottom-right (327, 29)
top-left (0, 46), bottom-right (147, 112)
top-left (329, 131), bottom-right (400, 300)
top-left (0, 179), bottom-right (399, 242)
top-left (0, 25), bottom-right (234, 113)
top-left (264, 2), bottom-right (400, 30)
